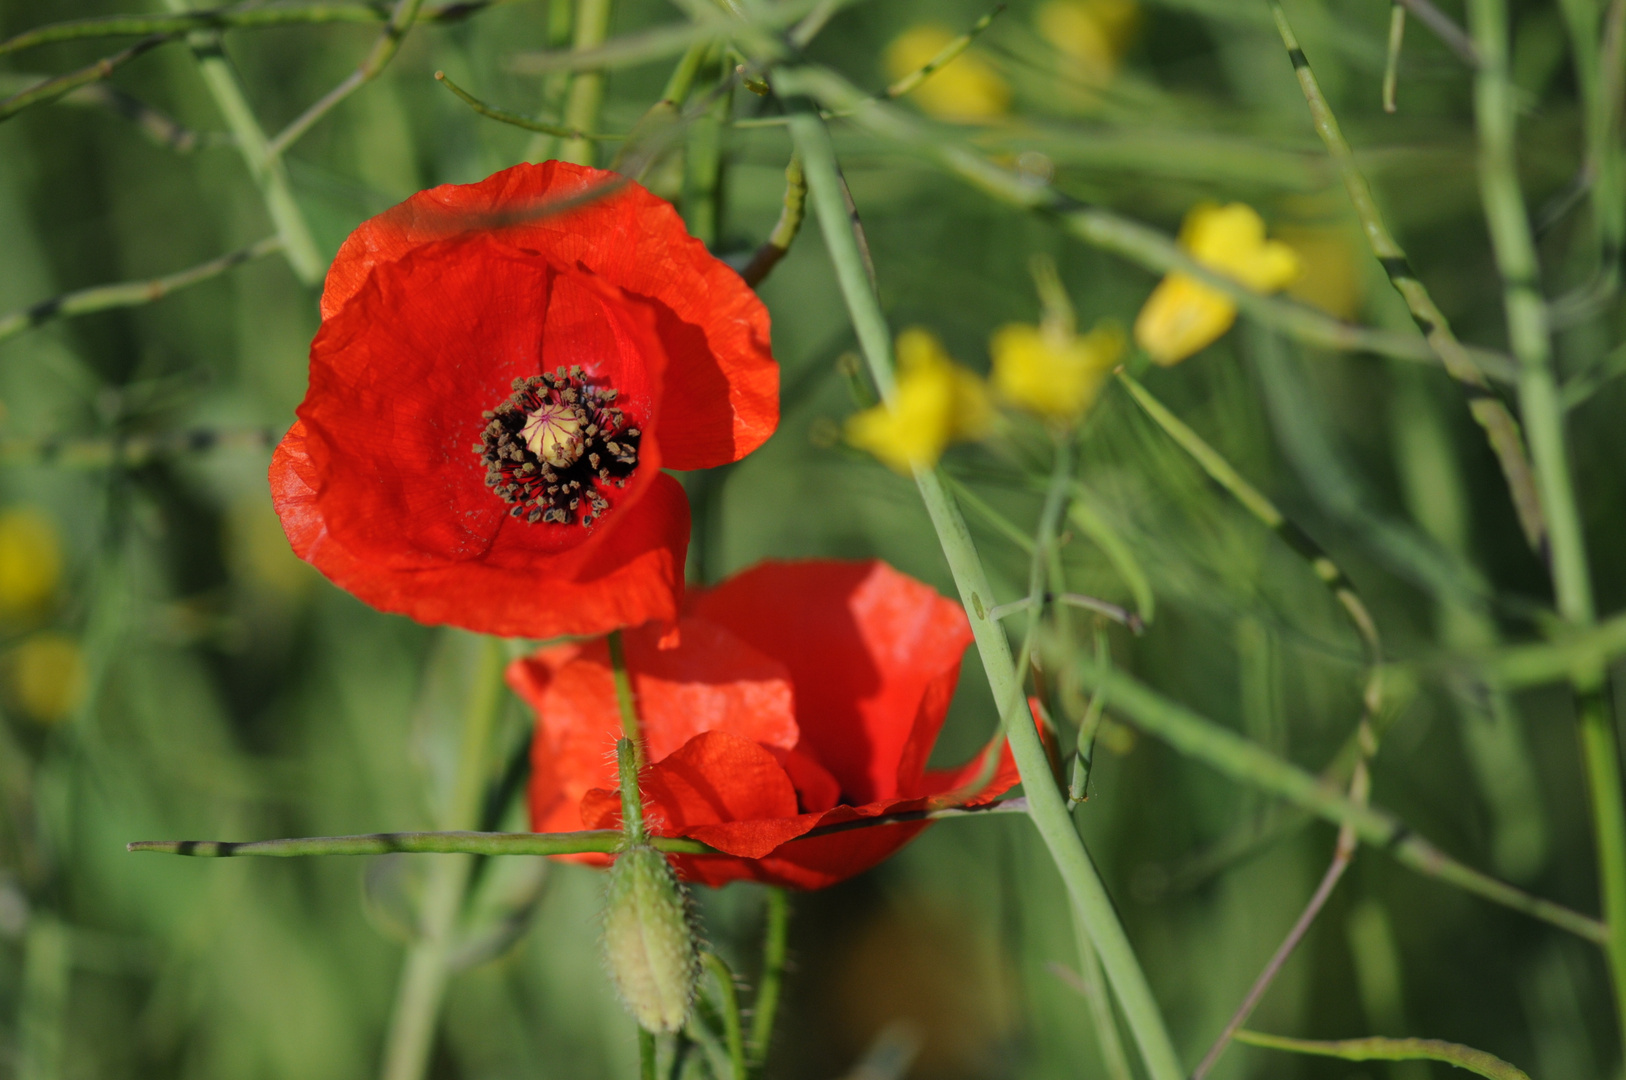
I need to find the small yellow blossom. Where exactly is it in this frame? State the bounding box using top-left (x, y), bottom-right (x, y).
top-left (846, 329), bottom-right (991, 474)
top-left (1036, 0), bottom-right (1139, 81)
top-left (10, 632), bottom-right (85, 723)
top-left (885, 26), bottom-right (1011, 121)
top-left (0, 509), bottom-right (62, 619)
top-left (990, 320), bottom-right (1125, 422)
top-left (1134, 203), bottom-right (1301, 365)
top-left (1277, 224), bottom-right (1365, 321)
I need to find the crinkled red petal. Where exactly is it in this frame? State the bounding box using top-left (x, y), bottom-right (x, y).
top-left (322, 160), bottom-right (776, 470)
top-left (687, 560), bottom-right (973, 805)
top-left (271, 421), bottom-right (689, 638)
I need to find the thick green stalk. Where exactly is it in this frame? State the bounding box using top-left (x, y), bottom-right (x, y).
top-left (784, 94), bottom-right (1185, 1080)
top-left (560, 0), bottom-right (612, 166)
top-left (377, 636), bottom-right (506, 1080)
top-left (164, 0), bottom-right (323, 284)
top-left (1468, 0), bottom-right (1626, 1052)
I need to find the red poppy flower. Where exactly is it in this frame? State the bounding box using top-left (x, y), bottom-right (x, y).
top-left (509, 559), bottom-right (1021, 890)
top-left (270, 161), bottom-right (778, 638)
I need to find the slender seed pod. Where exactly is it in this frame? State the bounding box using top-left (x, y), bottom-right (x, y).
top-left (600, 844), bottom-right (698, 1034)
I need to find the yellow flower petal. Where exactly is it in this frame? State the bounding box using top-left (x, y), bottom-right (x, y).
top-left (10, 632), bottom-right (84, 724)
top-left (991, 320), bottom-right (1124, 420)
top-left (0, 509), bottom-right (62, 619)
top-left (885, 26), bottom-right (1011, 121)
top-left (1134, 203), bottom-right (1300, 365)
top-left (847, 329), bottom-right (991, 473)
top-left (1133, 273), bottom-right (1238, 366)
top-left (1036, 0), bottom-right (1139, 79)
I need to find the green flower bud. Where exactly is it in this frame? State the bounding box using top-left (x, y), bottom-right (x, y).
top-left (601, 844), bottom-right (698, 1034)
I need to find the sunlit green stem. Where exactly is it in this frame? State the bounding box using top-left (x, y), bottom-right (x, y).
top-left (784, 91), bottom-right (1185, 1080)
top-left (700, 953), bottom-right (746, 1080)
top-left (1468, 0), bottom-right (1626, 1052)
top-left (560, 0), bottom-right (612, 165)
top-left (378, 635), bottom-right (505, 1080)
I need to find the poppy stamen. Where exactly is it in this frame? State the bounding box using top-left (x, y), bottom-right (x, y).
top-left (475, 367), bottom-right (641, 527)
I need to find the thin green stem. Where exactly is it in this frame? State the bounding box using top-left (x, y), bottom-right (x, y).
top-left (165, 0), bottom-right (324, 284)
top-left (1469, 0), bottom-right (1626, 1050)
top-left (0, 34), bottom-right (171, 122)
top-left (785, 93), bottom-right (1185, 1080)
top-left (1268, 3), bottom-right (1544, 553)
top-left (0, 238), bottom-right (281, 343)
top-left (774, 65), bottom-right (1520, 382)
top-left (747, 888), bottom-right (788, 1069)
top-left (640, 1029), bottom-right (657, 1080)
top-left (1065, 904), bottom-right (1135, 1080)
top-left (560, 0), bottom-right (612, 166)
top-left (1382, 3), bottom-right (1405, 113)
top-left (434, 70), bottom-right (604, 139)
top-left (700, 953), bottom-right (746, 1080)
top-left (0, 0), bottom-right (507, 54)
top-left (378, 635), bottom-right (505, 1080)
top-left (740, 154), bottom-right (806, 288)
top-left (1068, 655), bottom-right (1606, 944)
top-left (882, 4), bottom-right (1004, 101)
top-left (264, 0), bottom-right (426, 159)
top-left (1234, 1031), bottom-right (1531, 1080)
top-left (607, 630), bottom-right (643, 758)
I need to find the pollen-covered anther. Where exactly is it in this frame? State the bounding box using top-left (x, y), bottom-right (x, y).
top-left (475, 368), bottom-right (641, 528)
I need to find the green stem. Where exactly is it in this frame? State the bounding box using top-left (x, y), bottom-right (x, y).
top-left (1234, 1031), bottom-right (1531, 1080)
top-left (264, 0), bottom-right (426, 159)
top-left (640, 1029), bottom-right (657, 1080)
top-left (0, 238), bottom-right (281, 342)
top-left (1069, 656), bottom-right (1606, 944)
top-left (785, 93), bottom-right (1186, 1080)
top-left (434, 70), bottom-right (602, 139)
top-left (0, 34), bottom-right (171, 122)
top-left (1067, 903), bottom-right (1135, 1080)
top-left (1268, 2), bottom-right (1544, 554)
top-left (1468, 0), bottom-right (1626, 1051)
top-left (740, 154), bottom-right (806, 288)
top-left (701, 953), bottom-right (747, 1080)
top-left (377, 635), bottom-right (505, 1080)
top-left (0, 0), bottom-right (508, 54)
top-left (774, 65), bottom-right (1519, 382)
top-left (748, 888), bottom-right (788, 1068)
top-left (164, 0), bottom-right (324, 284)
top-left (560, 0), bottom-right (612, 166)
top-left (607, 630), bottom-right (642, 757)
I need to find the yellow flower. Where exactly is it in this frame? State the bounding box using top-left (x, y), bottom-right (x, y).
top-left (1036, 0), bottom-right (1139, 81)
top-left (846, 329), bottom-right (991, 474)
top-left (990, 320), bottom-right (1125, 422)
top-left (0, 508), bottom-right (62, 619)
top-left (885, 25), bottom-right (1011, 121)
top-left (1276, 223), bottom-right (1365, 321)
top-left (1134, 202), bottom-right (1301, 366)
top-left (10, 632), bottom-right (85, 724)
top-left (224, 498), bottom-right (313, 599)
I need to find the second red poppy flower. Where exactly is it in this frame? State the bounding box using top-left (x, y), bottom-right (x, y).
top-left (272, 161), bottom-right (778, 638)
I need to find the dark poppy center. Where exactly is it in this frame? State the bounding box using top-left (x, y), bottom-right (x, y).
top-left (475, 367), bottom-right (641, 527)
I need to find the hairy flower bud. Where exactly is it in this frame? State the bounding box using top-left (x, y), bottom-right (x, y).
top-left (601, 845), bottom-right (698, 1033)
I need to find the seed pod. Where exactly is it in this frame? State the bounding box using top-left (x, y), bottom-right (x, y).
top-left (601, 844), bottom-right (698, 1034)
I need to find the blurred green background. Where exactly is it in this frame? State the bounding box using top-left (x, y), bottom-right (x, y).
top-left (0, 0), bottom-right (1622, 1076)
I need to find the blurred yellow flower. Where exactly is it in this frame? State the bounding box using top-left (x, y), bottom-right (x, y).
top-left (1134, 202), bottom-right (1301, 365)
top-left (885, 25), bottom-right (1010, 121)
top-left (1277, 223), bottom-right (1365, 321)
top-left (224, 497), bottom-right (313, 599)
top-left (846, 328), bottom-right (991, 473)
top-left (0, 508), bottom-right (62, 619)
top-left (1036, 0), bottom-right (1139, 81)
top-left (991, 320), bottom-right (1125, 422)
top-left (10, 632), bottom-right (85, 724)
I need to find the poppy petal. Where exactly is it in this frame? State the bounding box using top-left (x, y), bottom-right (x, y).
top-left (321, 161), bottom-right (776, 469)
top-left (689, 560), bottom-right (971, 805)
top-left (274, 423), bottom-right (690, 638)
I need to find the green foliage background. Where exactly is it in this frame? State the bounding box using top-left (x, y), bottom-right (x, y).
top-left (0, 0), bottom-right (1621, 1077)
